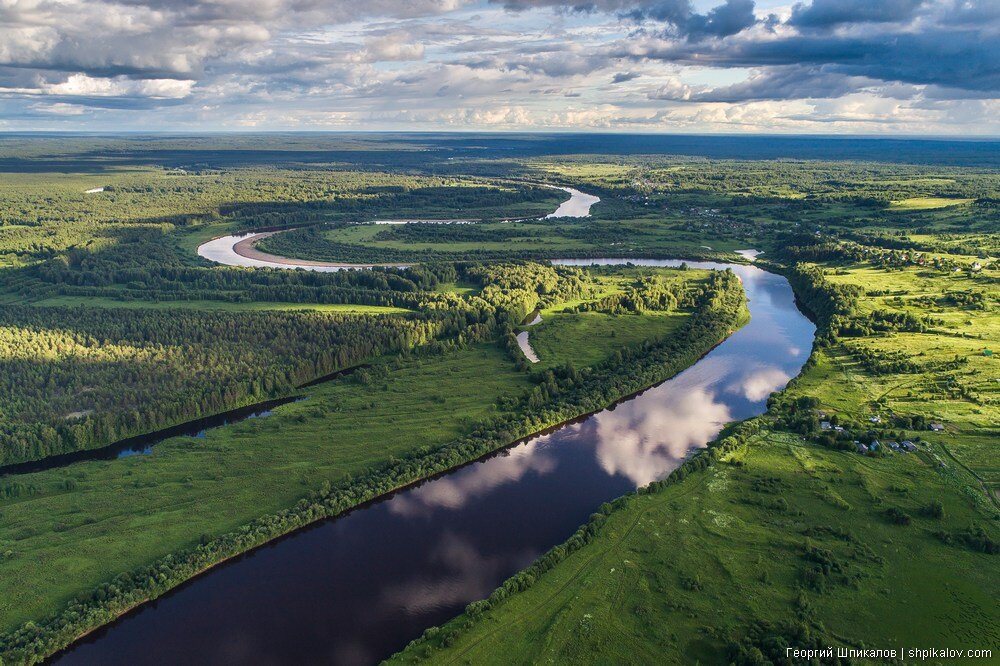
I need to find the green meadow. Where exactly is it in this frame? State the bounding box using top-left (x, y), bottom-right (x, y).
top-left (525, 269), bottom-right (705, 369)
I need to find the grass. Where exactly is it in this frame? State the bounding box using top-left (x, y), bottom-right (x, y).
top-left (815, 263), bottom-right (999, 491)
top-left (889, 197), bottom-right (975, 210)
top-left (262, 217), bottom-right (752, 263)
top-left (389, 432), bottom-right (1000, 664)
top-left (28, 296), bottom-right (412, 314)
top-left (322, 222), bottom-right (584, 253)
top-left (525, 268), bottom-right (707, 369)
top-left (0, 344), bottom-right (531, 634)
top-left (434, 281), bottom-right (481, 296)
top-left (529, 311), bottom-right (685, 369)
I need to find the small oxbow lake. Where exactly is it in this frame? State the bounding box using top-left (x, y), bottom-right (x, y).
top-left (54, 259), bottom-right (815, 666)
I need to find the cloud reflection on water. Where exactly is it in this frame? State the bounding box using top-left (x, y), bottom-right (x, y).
top-left (591, 386), bottom-right (731, 486)
top-left (377, 532), bottom-right (536, 621)
top-left (388, 444), bottom-right (558, 518)
top-left (730, 365), bottom-right (792, 402)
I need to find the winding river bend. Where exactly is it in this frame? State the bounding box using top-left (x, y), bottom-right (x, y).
top-left (196, 186), bottom-right (600, 271)
top-left (54, 259), bottom-right (815, 666)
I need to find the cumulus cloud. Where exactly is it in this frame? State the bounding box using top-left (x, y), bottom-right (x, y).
top-left (360, 32), bottom-right (426, 62)
top-left (611, 71), bottom-right (641, 83)
top-left (0, 0), bottom-right (995, 132)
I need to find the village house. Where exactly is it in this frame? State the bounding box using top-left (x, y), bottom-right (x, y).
top-left (929, 423), bottom-right (945, 432)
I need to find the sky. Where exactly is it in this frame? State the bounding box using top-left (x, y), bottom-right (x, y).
top-left (0, 0), bottom-right (998, 134)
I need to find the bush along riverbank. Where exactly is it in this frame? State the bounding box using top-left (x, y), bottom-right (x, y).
top-left (0, 270), bottom-right (747, 664)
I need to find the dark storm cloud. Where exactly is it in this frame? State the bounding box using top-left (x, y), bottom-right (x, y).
top-left (490, 0), bottom-right (998, 98)
top-left (672, 67), bottom-right (875, 102)
top-left (493, 0), bottom-right (755, 38)
top-left (620, 1), bottom-right (1000, 97)
top-left (612, 71), bottom-right (641, 83)
top-left (789, 0), bottom-right (926, 28)
top-left (679, 0), bottom-right (757, 38)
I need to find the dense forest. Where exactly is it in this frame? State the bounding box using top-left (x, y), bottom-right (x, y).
top-left (0, 306), bottom-right (449, 466)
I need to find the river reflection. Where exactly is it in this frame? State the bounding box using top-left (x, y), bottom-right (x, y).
top-left (55, 260), bottom-right (814, 666)
top-left (591, 386), bottom-right (731, 486)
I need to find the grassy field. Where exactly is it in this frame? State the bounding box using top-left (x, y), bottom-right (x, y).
top-left (0, 344), bottom-right (531, 633)
top-left (255, 215), bottom-right (752, 264)
top-left (321, 221), bottom-right (585, 253)
top-left (529, 310), bottom-right (686, 369)
top-left (889, 197), bottom-right (975, 210)
top-left (28, 296), bottom-right (411, 314)
top-left (525, 269), bottom-right (706, 369)
top-left (434, 281), bottom-right (481, 297)
top-left (389, 431), bottom-right (999, 664)
top-left (817, 263), bottom-right (999, 493)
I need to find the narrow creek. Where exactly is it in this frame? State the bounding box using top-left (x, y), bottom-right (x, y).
top-left (0, 397), bottom-right (297, 477)
top-left (0, 366), bottom-right (363, 478)
top-left (53, 259), bottom-right (815, 666)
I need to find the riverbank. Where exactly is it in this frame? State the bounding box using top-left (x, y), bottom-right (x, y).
top-left (196, 185), bottom-right (599, 271)
top-left (0, 345), bottom-right (531, 661)
top-left (196, 230), bottom-right (410, 271)
top-left (0, 270), bottom-right (747, 664)
top-left (232, 231), bottom-right (410, 269)
top-left (388, 256), bottom-right (1000, 665)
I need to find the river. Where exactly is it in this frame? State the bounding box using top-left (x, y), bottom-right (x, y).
top-left (53, 258), bottom-right (815, 666)
top-left (196, 186), bottom-right (600, 271)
